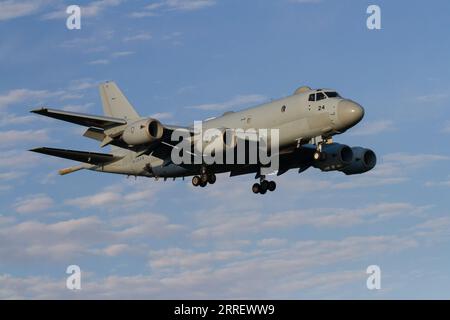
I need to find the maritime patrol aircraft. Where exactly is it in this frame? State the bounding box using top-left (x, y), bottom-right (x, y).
top-left (30, 82), bottom-right (376, 194)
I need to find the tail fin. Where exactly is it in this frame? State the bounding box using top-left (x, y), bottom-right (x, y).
top-left (99, 81), bottom-right (140, 121)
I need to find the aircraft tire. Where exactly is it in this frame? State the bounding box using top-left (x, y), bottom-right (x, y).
top-left (208, 173), bottom-right (217, 184)
top-left (192, 176), bottom-right (201, 187)
top-left (268, 181), bottom-right (276, 192)
top-left (252, 183), bottom-right (260, 194)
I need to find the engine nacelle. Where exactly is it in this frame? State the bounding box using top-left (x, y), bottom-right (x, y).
top-left (340, 147), bottom-right (377, 175)
top-left (122, 118), bottom-right (164, 146)
top-left (313, 143), bottom-right (353, 171)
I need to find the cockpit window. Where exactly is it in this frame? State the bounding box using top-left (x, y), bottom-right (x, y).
top-left (308, 94), bottom-right (315, 102)
top-left (325, 91), bottom-right (340, 98)
top-left (316, 92), bottom-right (326, 101)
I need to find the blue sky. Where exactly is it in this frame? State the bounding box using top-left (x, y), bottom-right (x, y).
top-left (0, 0), bottom-right (450, 299)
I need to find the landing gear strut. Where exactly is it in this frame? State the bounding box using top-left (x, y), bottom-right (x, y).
top-left (252, 176), bottom-right (276, 194)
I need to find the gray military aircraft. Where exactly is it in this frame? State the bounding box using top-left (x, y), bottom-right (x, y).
top-left (30, 82), bottom-right (376, 194)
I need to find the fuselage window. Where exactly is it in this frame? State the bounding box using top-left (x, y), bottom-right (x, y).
top-left (325, 91), bottom-right (340, 98)
top-left (308, 94), bottom-right (315, 102)
top-left (316, 92), bottom-right (326, 101)
top-left (281, 105), bottom-right (286, 112)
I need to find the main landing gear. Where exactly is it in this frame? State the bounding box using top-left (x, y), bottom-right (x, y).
top-left (252, 177), bottom-right (276, 195)
top-left (192, 172), bottom-right (216, 188)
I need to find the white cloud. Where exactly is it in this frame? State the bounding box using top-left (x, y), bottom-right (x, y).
top-left (0, 150), bottom-right (42, 169)
top-left (0, 129), bottom-right (50, 147)
top-left (88, 59), bottom-right (110, 65)
top-left (111, 51), bottom-right (134, 58)
top-left (350, 120), bottom-right (395, 136)
top-left (150, 112), bottom-right (173, 120)
top-left (123, 33), bottom-right (153, 42)
top-left (414, 93), bottom-right (448, 103)
top-left (130, 0), bottom-right (216, 18)
top-left (0, 0), bottom-right (48, 21)
top-left (14, 194), bottom-right (54, 214)
top-left (0, 113), bottom-right (35, 127)
top-left (0, 88), bottom-right (59, 109)
top-left (43, 0), bottom-right (123, 20)
top-left (66, 191), bottom-right (119, 208)
top-left (0, 171), bottom-right (25, 181)
top-left (102, 244), bottom-right (131, 256)
top-left (187, 94), bottom-right (267, 111)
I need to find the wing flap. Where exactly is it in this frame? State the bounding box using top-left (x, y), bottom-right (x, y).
top-left (30, 147), bottom-right (121, 165)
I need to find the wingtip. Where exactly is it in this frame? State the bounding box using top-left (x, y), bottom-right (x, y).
top-left (30, 107), bottom-right (47, 114)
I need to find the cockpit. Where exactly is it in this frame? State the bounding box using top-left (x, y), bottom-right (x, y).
top-left (308, 90), bottom-right (341, 102)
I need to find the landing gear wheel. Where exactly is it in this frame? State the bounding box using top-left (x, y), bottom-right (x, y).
top-left (201, 174), bottom-right (208, 183)
top-left (261, 180), bottom-right (269, 191)
top-left (207, 173), bottom-right (216, 184)
top-left (268, 181), bottom-right (276, 192)
top-left (259, 186), bottom-right (267, 194)
top-left (252, 183), bottom-right (261, 194)
top-left (200, 181), bottom-right (207, 187)
top-left (192, 176), bottom-right (201, 187)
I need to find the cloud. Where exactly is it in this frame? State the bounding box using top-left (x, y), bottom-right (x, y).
top-left (111, 51), bottom-right (134, 58)
top-left (425, 175), bottom-right (450, 187)
top-left (0, 113), bottom-right (36, 127)
top-left (0, 88), bottom-right (60, 109)
top-left (150, 112), bottom-right (173, 120)
top-left (190, 202), bottom-right (428, 240)
top-left (414, 93), bottom-right (448, 103)
top-left (88, 59), bottom-right (110, 65)
top-left (0, 129), bottom-right (50, 147)
top-left (130, 0), bottom-right (216, 18)
top-left (0, 171), bottom-right (25, 181)
top-left (65, 183), bottom-right (166, 210)
top-left (0, 0), bottom-right (48, 21)
top-left (187, 94), bottom-right (267, 111)
top-left (0, 150), bottom-right (42, 169)
top-left (43, 0), bottom-right (124, 20)
top-left (65, 191), bottom-right (119, 208)
top-left (13, 194), bottom-right (54, 214)
top-left (350, 120), bottom-right (395, 136)
top-left (123, 33), bottom-right (153, 42)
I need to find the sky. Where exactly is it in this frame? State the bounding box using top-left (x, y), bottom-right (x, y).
top-left (0, 0), bottom-right (450, 299)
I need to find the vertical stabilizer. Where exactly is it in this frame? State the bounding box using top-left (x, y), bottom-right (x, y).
top-left (99, 81), bottom-right (140, 121)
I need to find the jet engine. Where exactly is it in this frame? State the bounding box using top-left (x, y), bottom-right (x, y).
top-left (313, 143), bottom-right (353, 171)
top-left (122, 118), bottom-right (164, 145)
top-left (339, 147), bottom-right (377, 175)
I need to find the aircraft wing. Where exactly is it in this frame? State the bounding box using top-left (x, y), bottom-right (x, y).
top-left (30, 147), bottom-right (122, 165)
top-left (31, 108), bottom-right (127, 129)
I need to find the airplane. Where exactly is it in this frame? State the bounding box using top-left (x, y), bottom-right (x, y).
top-left (30, 82), bottom-right (376, 194)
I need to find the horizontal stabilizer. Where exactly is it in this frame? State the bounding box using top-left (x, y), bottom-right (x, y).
top-left (30, 147), bottom-right (121, 165)
top-left (31, 108), bottom-right (127, 129)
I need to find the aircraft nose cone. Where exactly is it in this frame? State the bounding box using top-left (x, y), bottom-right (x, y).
top-left (337, 100), bottom-right (364, 128)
